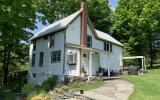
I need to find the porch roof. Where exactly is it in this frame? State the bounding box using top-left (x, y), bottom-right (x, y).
top-left (66, 43), bottom-right (109, 55)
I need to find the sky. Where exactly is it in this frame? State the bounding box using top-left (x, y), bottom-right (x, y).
top-left (31, 0), bottom-right (118, 34)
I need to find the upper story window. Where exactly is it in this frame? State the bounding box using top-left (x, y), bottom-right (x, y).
top-left (104, 42), bottom-right (112, 52)
top-left (44, 35), bottom-right (48, 40)
top-left (50, 34), bottom-right (55, 47)
top-left (32, 53), bottom-right (36, 67)
top-left (39, 52), bottom-right (44, 67)
top-left (51, 50), bottom-right (61, 63)
top-left (110, 44), bottom-right (112, 52)
top-left (33, 40), bottom-right (36, 51)
top-left (87, 36), bottom-right (92, 48)
top-left (33, 73), bottom-right (36, 78)
top-left (67, 51), bottom-right (77, 65)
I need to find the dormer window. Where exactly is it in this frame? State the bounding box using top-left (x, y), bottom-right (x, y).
top-left (50, 34), bottom-right (55, 47)
top-left (67, 51), bottom-right (77, 65)
top-left (87, 36), bottom-right (92, 48)
top-left (33, 40), bottom-right (36, 51)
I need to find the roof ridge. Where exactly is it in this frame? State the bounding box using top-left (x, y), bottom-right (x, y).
top-left (30, 10), bottom-right (82, 40)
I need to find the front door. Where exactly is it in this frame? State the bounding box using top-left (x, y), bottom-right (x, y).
top-left (81, 50), bottom-right (89, 75)
top-left (92, 52), bottom-right (99, 75)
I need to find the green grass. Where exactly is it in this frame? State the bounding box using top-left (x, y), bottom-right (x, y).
top-left (68, 80), bottom-right (105, 92)
top-left (122, 67), bottom-right (160, 100)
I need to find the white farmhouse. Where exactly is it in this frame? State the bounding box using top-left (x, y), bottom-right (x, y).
top-left (28, 0), bottom-right (123, 85)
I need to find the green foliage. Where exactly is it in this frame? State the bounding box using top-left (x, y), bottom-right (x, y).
top-left (68, 80), bottom-right (105, 92)
top-left (26, 89), bottom-right (39, 100)
top-left (21, 84), bottom-right (48, 100)
top-left (41, 76), bottom-right (58, 91)
top-left (3, 91), bottom-right (16, 100)
top-left (122, 66), bottom-right (160, 100)
top-left (34, 0), bottom-right (112, 33)
top-left (21, 83), bottom-right (36, 96)
top-left (113, 0), bottom-right (160, 66)
top-left (0, 0), bottom-right (36, 85)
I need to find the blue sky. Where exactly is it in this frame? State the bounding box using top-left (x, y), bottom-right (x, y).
top-left (31, 0), bottom-right (118, 34)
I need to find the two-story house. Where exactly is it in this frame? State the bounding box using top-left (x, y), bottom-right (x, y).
top-left (28, 0), bottom-right (123, 85)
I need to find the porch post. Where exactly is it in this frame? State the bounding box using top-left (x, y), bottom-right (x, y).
top-left (108, 66), bottom-right (110, 77)
top-left (142, 57), bottom-right (144, 70)
top-left (89, 52), bottom-right (93, 76)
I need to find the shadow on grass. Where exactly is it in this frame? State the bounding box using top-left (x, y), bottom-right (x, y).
top-left (147, 65), bottom-right (160, 69)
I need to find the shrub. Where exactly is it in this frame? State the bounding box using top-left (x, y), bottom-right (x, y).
top-left (31, 93), bottom-right (51, 100)
top-left (41, 76), bottom-right (58, 91)
top-left (26, 89), bottom-right (38, 100)
top-left (21, 83), bottom-right (36, 96)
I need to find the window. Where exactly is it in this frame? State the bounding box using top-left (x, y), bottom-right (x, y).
top-left (33, 73), bottom-right (36, 78)
top-left (67, 52), bottom-right (77, 65)
top-left (44, 35), bottom-right (48, 40)
top-left (32, 53), bottom-right (35, 67)
top-left (87, 36), bottom-right (92, 48)
top-left (106, 43), bottom-right (110, 51)
top-left (33, 40), bottom-right (36, 51)
top-left (39, 52), bottom-right (44, 67)
top-left (104, 42), bottom-right (112, 52)
top-left (110, 44), bottom-right (112, 52)
top-left (51, 50), bottom-right (61, 63)
top-left (50, 34), bottom-right (55, 47)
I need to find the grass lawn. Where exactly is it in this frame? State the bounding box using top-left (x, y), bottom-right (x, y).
top-left (69, 80), bottom-right (105, 92)
top-left (122, 67), bottom-right (160, 100)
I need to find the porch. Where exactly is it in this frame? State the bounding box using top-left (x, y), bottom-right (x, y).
top-left (66, 44), bottom-right (113, 77)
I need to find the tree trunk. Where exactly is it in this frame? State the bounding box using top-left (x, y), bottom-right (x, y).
top-left (3, 67), bottom-right (8, 85)
top-left (2, 46), bottom-right (11, 85)
top-left (149, 41), bottom-right (153, 68)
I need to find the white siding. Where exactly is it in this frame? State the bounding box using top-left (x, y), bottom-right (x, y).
top-left (87, 24), bottom-right (123, 71)
top-left (65, 47), bottom-right (80, 76)
top-left (100, 45), bottom-right (123, 71)
top-left (66, 16), bottom-right (81, 45)
top-left (28, 31), bottom-right (65, 85)
top-left (87, 25), bottom-right (103, 49)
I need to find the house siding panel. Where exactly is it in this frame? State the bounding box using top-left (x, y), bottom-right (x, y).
top-left (66, 16), bottom-right (81, 45)
top-left (29, 31), bottom-right (65, 85)
top-left (64, 47), bottom-right (80, 76)
top-left (100, 45), bottom-right (123, 71)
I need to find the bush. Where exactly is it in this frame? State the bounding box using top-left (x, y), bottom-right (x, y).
top-left (21, 83), bottom-right (36, 96)
top-left (26, 86), bottom-right (48, 100)
top-left (31, 93), bottom-right (51, 100)
top-left (41, 76), bottom-right (58, 91)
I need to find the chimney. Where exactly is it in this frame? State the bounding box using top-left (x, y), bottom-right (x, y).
top-left (80, 0), bottom-right (87, 46)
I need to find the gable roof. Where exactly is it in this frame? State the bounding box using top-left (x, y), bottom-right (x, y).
top-left (95, 30), bottom-right (123, 47)
top-left (30, 10), bottom-right (123, 47)
top-left (30, 10), bottom-right (82, 40)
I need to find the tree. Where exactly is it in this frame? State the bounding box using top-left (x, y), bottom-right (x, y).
top-left (34, 0), bottom-right (112, 33)
top-left (112, 0), bottom-right (160, 67)
top-left (0, 0), bottom-right (36, 85)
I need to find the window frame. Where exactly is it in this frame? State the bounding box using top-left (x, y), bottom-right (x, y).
top-left (33, 40), bottom-right (36, 51)
top-left (110, 43), bottom-right (112, 52)
top-left (32, 53), bottom-right (36, 67)
top-left (51, 50), bottom-right (61, 63)
top-left (50, 34), bottom-right (55, 47)
top-left (87, 36), bottom-right (92, 48)
top-left (39, 52), bottom-right (44, 67)
top-left (104, 42), bottom-right (112, 52)
top-left (33, 73), bottom-right (36, 78)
